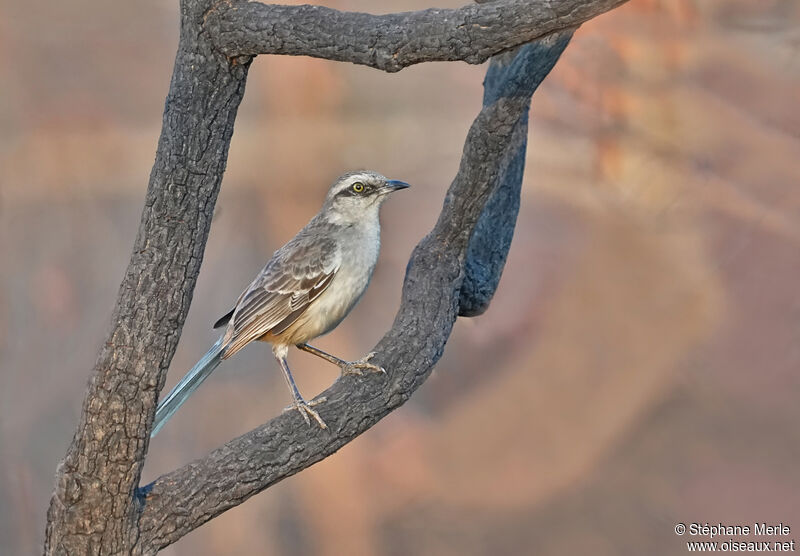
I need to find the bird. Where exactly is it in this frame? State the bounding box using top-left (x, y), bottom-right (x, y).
top-left (151, 171), bottom-right (409, 436)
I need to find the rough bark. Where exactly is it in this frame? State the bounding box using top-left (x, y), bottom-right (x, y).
top-left (206, 0), bottom-right (623, 71)
top-left (44, 0), bottom-right (627, 553)
top-left (135, 31), bottom-right (573, 551)
top-left (460, 36), bottom-right (572, 315)
top-left (44, 1), bottom-right (251, 553)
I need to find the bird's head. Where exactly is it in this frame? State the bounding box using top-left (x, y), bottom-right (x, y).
top-left (322, 171), bottom-right (409, 225)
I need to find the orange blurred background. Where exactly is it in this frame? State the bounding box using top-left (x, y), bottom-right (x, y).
top-left (2, 1), bottom-right (799, 554)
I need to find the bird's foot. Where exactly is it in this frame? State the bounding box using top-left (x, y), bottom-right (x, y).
top-left (340, 352), bottom-right (385, 377)
top-left (283, 396), bottom-right (328, 429)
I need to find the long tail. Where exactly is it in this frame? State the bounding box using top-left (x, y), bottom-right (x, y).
top-left (151, 338), bottom-right (225, 437)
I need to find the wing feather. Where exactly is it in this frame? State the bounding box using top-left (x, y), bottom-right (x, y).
top-left (218, 230), bottom-right (338, 358)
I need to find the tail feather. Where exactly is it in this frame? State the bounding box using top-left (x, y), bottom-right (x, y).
top-left (151, 338), bottom-right (225, 437)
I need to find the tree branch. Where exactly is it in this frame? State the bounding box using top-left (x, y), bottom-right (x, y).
top-left (460, 33), bottom-right (571, 315)
top-left (135, 30), bottom-right (573, 553)
top-left (205, 0), bottom-right (624, 72)
top-left (44, 1), bottom-right (251, 553)
top-left (45, 0), bottom-right (630, 551)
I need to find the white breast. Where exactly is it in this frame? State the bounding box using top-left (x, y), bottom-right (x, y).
top-left (287, 220), bottom-right (380, 343)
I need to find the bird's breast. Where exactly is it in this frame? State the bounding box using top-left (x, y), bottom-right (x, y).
top-left (315, 228), bottom-right (380, 328)
top-left (278, 224), bottom-right (380, 345)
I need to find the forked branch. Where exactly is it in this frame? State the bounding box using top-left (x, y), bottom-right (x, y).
top-left (44, 0), bottom-right (628, 553)
top-left (135, 29), bottom-right (574, 551)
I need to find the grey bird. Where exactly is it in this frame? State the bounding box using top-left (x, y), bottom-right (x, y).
top-left (151, 171), bottom-right (409, 436)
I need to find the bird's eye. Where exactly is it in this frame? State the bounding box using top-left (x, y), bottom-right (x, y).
top-left (352, 182), bottom-right (365, 193)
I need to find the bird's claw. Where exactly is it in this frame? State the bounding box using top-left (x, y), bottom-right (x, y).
top-left (283, 397), bottom-right (328, 429)
top-left (340, 352), bottom-right (385, 377)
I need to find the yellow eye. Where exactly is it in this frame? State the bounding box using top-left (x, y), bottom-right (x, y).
top-left (352, 182), bottom-right (364, 193)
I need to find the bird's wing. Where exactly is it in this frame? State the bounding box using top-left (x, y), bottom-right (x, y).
top-left (220, 233), bottom-right (339, 358)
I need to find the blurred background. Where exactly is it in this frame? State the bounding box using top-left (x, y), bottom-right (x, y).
top-left (2, 0), bottom-right (800, 554)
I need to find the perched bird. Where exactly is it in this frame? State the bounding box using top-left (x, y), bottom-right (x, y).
top-left (151, 171), bottom-right (409, 436)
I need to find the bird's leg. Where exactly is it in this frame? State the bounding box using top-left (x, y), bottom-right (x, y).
top-left (276, 354), bottom-right (327, 429)
top-left (297, 343), bottom-right (385, 376)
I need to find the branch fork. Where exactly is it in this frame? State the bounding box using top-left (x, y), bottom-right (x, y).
top-left (44, 1), bottom-right (628, 553)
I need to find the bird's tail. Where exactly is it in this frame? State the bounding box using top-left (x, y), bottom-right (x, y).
top-left (151, 338), bottom-right (225, 438)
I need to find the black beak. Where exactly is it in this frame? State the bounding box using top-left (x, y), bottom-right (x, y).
top-left (384, 179), bottom-right (410, 192)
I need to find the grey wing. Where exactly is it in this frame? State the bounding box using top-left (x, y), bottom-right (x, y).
top-left (220, 234), bottom-right (339, 358)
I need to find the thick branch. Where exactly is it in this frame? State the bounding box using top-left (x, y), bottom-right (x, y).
top-left (460, 35), bottom-right (570, 315)
top-left (135, 31), bottom-right (573, 552)
top-left (44, 1), bottom-right (251, 553)
top-left (45, 0), bottom-right (628, 551)
top-left (205, 0), bottom-right (624, 72)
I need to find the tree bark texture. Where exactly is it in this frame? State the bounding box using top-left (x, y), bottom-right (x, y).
top-left (44, 0), bottom-right (627, 553)
top-left (44, 1), bottom-right (251, 553)
top-left (206, 0), bottom-right (623, 71)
